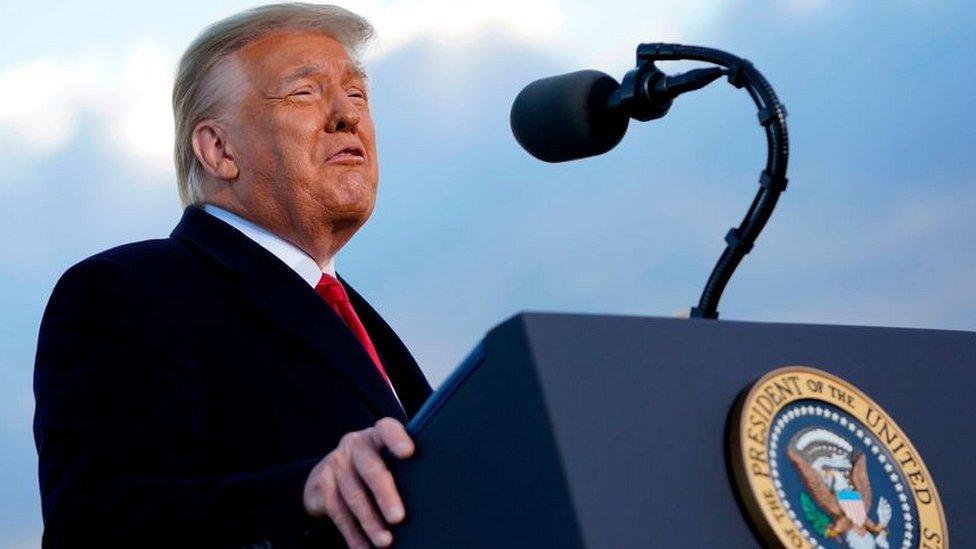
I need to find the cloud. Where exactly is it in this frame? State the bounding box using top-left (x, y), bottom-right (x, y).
top-left (349, 0), bottom-right (567, 58)
top-left (354, 0), bottom-right (733, 72)
top-left (0, 40), bottom-right (176, 174)
top-left (0, 59), bottom-right (84, 151)
top-left (0, 0), bottom-right (737, 173)
top-left (111, 42), bottom-right (177, 170)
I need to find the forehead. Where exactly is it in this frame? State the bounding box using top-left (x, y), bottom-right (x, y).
top-left (235, 30), bottom-right (363, 83)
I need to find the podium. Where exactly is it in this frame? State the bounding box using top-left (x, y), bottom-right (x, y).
top-left (389, 313), bottom-right (974, 547)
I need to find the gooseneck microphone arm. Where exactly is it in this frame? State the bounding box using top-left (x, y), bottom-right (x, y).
top-left (616, 44), bottom-right (790, 320)
top-left (510, 43), bottom-right (789, 320)
top-left (655, 45), bottom-right (789, 320)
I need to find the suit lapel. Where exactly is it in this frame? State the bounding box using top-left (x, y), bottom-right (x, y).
top-left (340, 276), bottom-right (434, 417)
top-left (171, 206), bottom-right (406, 422)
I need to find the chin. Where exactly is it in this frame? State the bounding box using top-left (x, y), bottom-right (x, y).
top-left (325, 198), bottom-right (375, 227)
top-left (332, 171), bottom-right (376, 204)
top-left (326, 208), bottom-right (373, 235)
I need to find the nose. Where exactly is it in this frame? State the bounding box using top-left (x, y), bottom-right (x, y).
top-left (326, 92), bottom-right (360, 133)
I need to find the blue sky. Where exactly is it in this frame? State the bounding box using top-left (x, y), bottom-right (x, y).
top-left (2, 1), bottom-right (974, 545)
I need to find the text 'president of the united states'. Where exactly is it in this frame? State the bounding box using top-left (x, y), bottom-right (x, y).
top-left (33, 4), bottom-right (432, 547)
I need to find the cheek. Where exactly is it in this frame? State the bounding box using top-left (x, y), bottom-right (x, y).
top-left (361, 112), bottom-right (377, 146)
top-left (245, 113), bottom-right (306, 160)
top-left (273, 114), bottom-right (325, 168)
top-left (360, 115), bottom-right (379, 162)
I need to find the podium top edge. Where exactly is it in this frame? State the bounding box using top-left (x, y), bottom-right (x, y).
top-left (493, 310), bottom-right (975, 338)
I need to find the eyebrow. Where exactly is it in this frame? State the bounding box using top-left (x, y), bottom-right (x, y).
top-left (279, 62), bottom-right (367, 84)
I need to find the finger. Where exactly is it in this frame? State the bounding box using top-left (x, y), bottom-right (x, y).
top-left (336, 458), bottom-right (393, 547)
top-left (352, 443), bottom-right (406, 524)
top-left (303, 464), bottom-right (328, 517)
top-left (373, 417), bottom-right (414, 459)
top-left (325, 476), bottom-right (371, 549)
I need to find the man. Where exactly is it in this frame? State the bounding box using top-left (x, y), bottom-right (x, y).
top-left (33, 4), bottom-right (431, 548)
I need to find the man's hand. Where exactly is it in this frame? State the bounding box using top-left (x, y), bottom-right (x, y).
top-left (303, 418), bottom-right (414, 548)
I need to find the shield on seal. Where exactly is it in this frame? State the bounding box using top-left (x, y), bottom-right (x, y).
top-left (837, 489), bottom-right (868, 526)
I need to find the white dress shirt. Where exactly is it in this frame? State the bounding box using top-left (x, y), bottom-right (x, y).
top-left (203, 204), bottom-right (335, 286)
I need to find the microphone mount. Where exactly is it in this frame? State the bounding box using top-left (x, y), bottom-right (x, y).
top-left (608, 61), bottom-right (726, 122)
top-left (615, 43), bottom-right (790, 319)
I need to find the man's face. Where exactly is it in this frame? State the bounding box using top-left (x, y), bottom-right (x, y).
top-left (225, 30), bottom-right (378, 239)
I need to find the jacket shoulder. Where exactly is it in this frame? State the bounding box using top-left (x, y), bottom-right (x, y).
top-left (38, 237), bottom-right (217, 370)
top-left (45, 236), bottom-right (216, 327)
top-left (83, 237), bottom-right (199, 274)
top-left (56, 235), bottom-right (218, 291)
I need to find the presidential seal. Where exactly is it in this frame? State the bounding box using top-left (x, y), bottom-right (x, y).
top-left (730, 366), bottom-right (947, 549)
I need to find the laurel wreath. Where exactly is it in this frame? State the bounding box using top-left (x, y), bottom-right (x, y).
top-left (799, 490), bottom-right (831, 536)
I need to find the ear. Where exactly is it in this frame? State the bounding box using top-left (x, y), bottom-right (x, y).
top-left (191, 120), bottom-right (239, 181)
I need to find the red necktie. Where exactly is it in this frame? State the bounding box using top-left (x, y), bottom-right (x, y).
top-left (315, 274), bottom-right (399, 402)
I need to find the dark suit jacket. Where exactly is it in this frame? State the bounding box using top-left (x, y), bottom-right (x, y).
top-left (33, 206), bottom-right (433, 547)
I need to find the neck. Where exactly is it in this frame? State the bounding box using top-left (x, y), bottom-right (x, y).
top-left (204, 195), bottom-right (352, 271)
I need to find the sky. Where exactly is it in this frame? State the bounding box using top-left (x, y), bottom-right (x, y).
top-left (2, 0), bottom-right (974, 545)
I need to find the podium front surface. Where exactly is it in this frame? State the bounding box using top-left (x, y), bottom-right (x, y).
top-left (390, 313), bottom-right (974, 547)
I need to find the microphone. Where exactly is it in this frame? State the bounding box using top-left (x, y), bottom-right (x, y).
top-left (509, 70), bottom-right (629, 163)
top-left (510, 65), bottom-right (725, 163)
top-left (508, 43), bottom-right (791, 320)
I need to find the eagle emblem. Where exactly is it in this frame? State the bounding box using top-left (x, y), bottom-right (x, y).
top-left (787, 427), bottom-right (893, 549)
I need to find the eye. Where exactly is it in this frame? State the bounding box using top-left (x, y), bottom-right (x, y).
top-left (290, 87), bottom-right (315, 97)
top-left (348, 89), bottom-right (367, 101)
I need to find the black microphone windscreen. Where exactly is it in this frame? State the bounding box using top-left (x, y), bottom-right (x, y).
top-left (510, 70), bottom-right (629, 163)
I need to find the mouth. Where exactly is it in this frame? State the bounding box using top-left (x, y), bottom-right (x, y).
top-left (326, 145), bottom-right (366, 164)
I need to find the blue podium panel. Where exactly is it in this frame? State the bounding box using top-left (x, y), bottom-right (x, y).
top-left (390, 314), bottom-right (974, 547)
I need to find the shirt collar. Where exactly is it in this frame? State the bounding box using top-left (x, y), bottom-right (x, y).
top-left (202, 204), bottom-right (335, 287)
